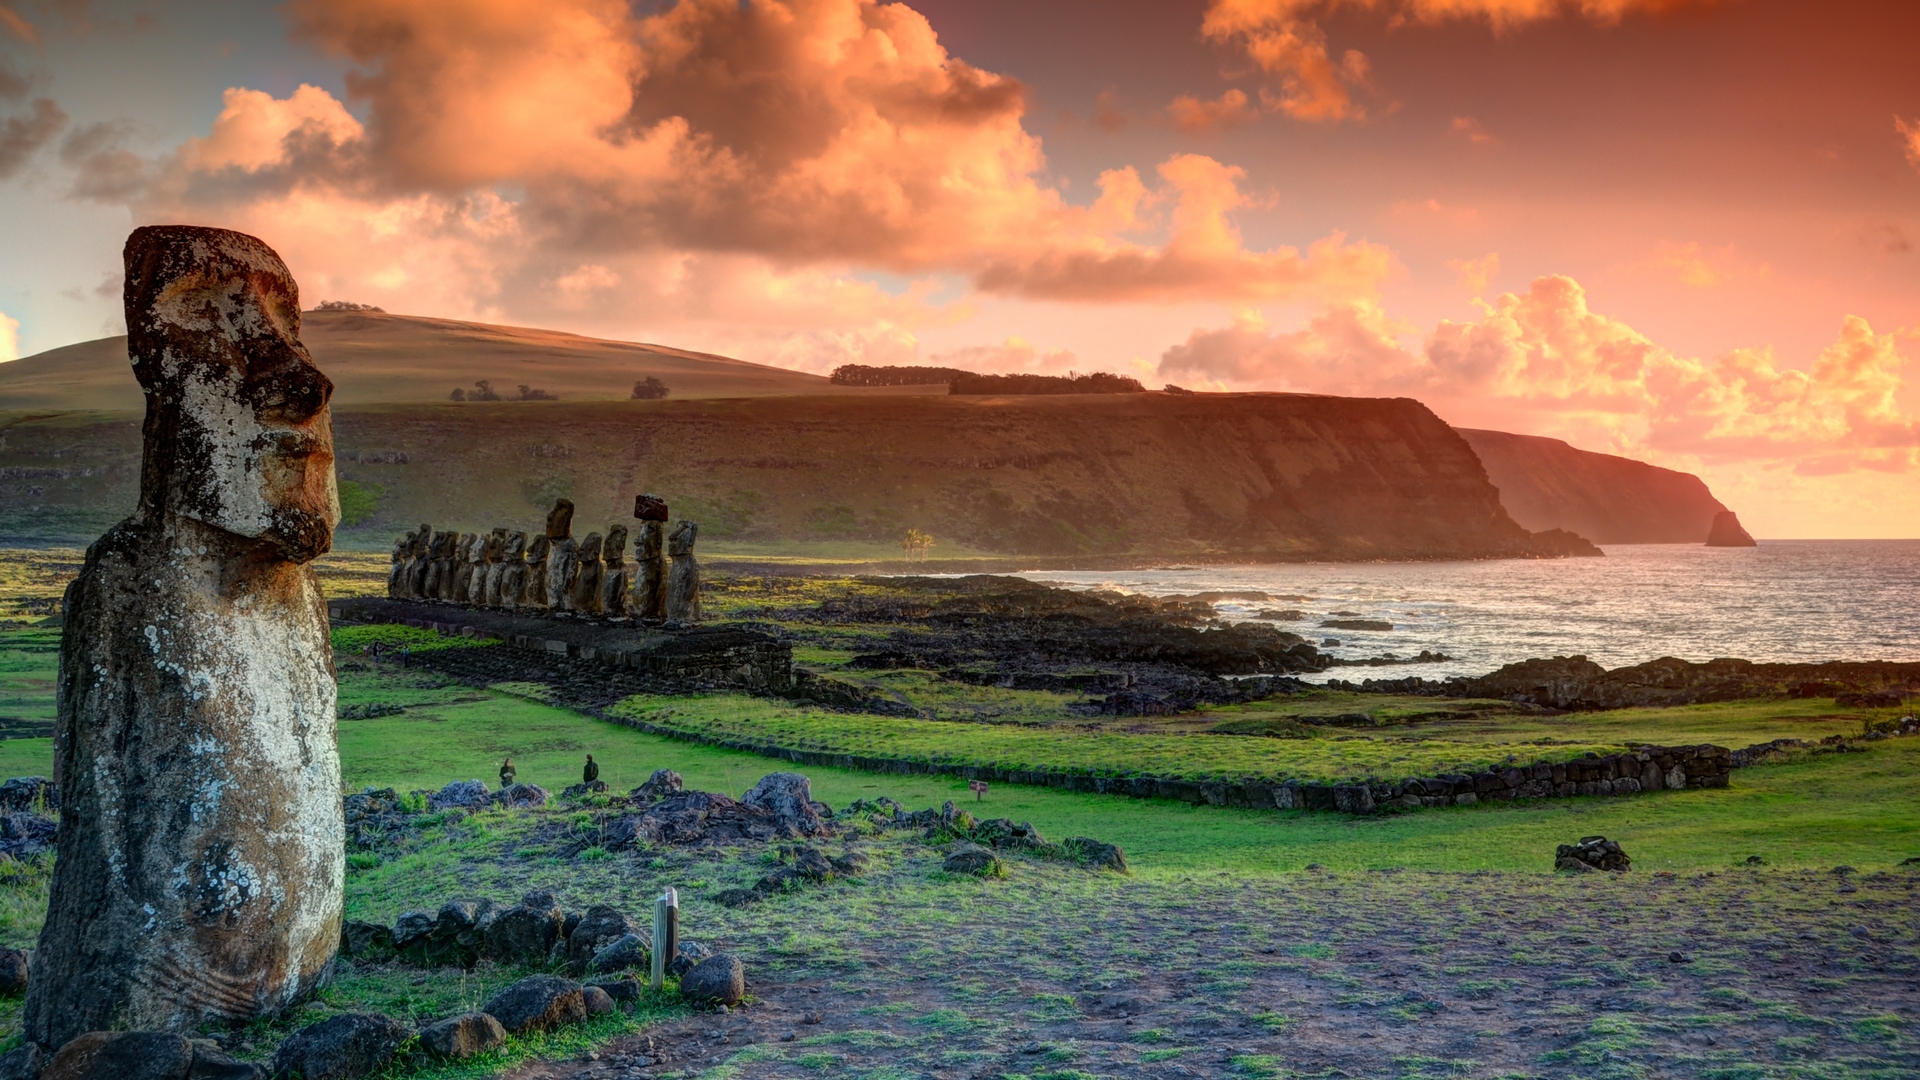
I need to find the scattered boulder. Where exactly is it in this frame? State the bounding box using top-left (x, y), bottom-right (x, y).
top-left (1556, 836), bottom-right (1630, 872)
top-left (186, 1045), bottom-right (267, 1080)
top-left (582, 985), bottom-right (615, 1017)
top-left (397, 898), bottom-right (494, 967)
top-left (270, 1014), bottom-right (409, 1080)
top-left (942, 844), bottom-right (1003, 877)
top-left (586, 976), bottom-right (642, 1006)
top-left (680, 954), bottom-right (746, 1006)
top-left (339, 920), bottom-right (394, 959)
top-left (391, 910), bottom-right (435, 951)
top-left (1063, 837), bottom-right (1129, 873)
top-left (0, 946), bottom-right (28, 994)
top-left (589, 933), bottom-right (650, 975)
top-left (0, 777), bottom-right (55, 812)
top-left (44, 1031), bottom-right (193, 1080)
top-left (0, 1043), bottom-right (41, 1080)
top-left (482, 975), bottom-right (587, 1035)
top-left (488, 783), bottom-right (551, 810)
top-left (565, 905), bottom-right (639, 972)
top-left (484, 891), bottom-right (565, 965)
top-left (561, 781), bottom-right (610, 799)
top-left (427, 780), bottom-right (490, 811)
top-left (0, 812), bottom-right (57, 861)
top-left (418, 1013), bottom-right (506, 1061)
top-left (669, 940), bottom-right (713, 980)
top-left (632, 770), bottom-right (683, 800)
top-left (742, 773), bottom-right (828, 838)
top-left (971, 818), bottom-right (1046, 850)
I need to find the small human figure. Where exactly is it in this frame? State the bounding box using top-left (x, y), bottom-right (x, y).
top-left (500, 756), bottom-right (517, 789)
top-left (583, 754), bottom-right (599, 785)
top-left (399, 643), bottom-right (410, 668)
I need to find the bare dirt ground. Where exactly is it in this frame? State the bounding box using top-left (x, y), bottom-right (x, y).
top-left (508, 863), bottom-right (1919, 1080)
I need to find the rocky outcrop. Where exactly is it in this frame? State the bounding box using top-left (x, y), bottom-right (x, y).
top-left (1346, 655), bottom-right (1920, 711)
top-left (1457, 427), bottom-right (1729, 545)
top-left (26, 226), bottom-right (343, 1048)
top-left (1706, 510), bottom-right (1758, 547)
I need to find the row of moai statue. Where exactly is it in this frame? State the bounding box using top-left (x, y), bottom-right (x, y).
top-left (386, 495), bottom-right (701, 621)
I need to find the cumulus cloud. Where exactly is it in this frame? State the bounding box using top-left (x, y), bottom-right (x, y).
top-left (1447, 252), bottom-right (1499, 294)
top-left (1158, 274), bottom-right (1920, 473)
top-left (103, 0), bottom-right (1386, 358)
top-left (1167, 89), bottom-right (1258, 132)
top-left (1898, 115), bottom-right (1920, 173)
top-left (0, 310), bottom-right (19, 362)
top-left (1200, 0), bottom-right (1717, 125)
top-left (1626, 240), bottom-right (1769, 288)
top-left (0, 95), bottom-right (64, 179)
top-left (929, 336), bottom-right (1078, 374)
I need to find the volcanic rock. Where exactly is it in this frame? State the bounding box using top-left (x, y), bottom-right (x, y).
top-left (942, 844), bottom-right (1003, 877)
top-left (1705, 510), bottom-right (1757, 547)
top-left (482, 975), bottom-right (587, 1035)
top-left (418, 1013), bottom-right (506, 1061)
top-left (742, 772), bottom-right (828, 838)
top-left (680, 954), bottom-right (746, 1006)
top-left (271, 1014), bottom-right (409, 1080)
top-left (1556, 836), bottom-right (1631, 872)
top-left (565, 904), bottom-right (640, 973)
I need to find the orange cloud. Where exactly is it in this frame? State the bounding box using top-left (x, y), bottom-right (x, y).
top-left (1167, 89), bottom-right (1258, 132)
top-left (1447, 252), bottom-right (1499, 293)
top-left (1201, 0), bottom-right (1720, 125)
top-left (1898, 115), bottom-right (1920, 173)
top-left (1159, 274), bottom-right (1919, 472)
top-left (1626, 240), bottom-right (1770, 288)
top-left (119, 0), bottom-right (1388, 342)
top-left (1450, 115), bottom-right (1496, 146)
top-left (0, 310), bottom-right (19, 362)
top-left (929, 336), bottom-right (1078, 374)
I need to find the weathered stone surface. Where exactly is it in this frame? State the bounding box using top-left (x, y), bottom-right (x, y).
top-left (633, 493), bottom-right (669, 522)
top-left (665, 521), bottom-right (700, 622)
top-left (522, 535), bottom-right (551, 608)
top-left (386, 533), bottom-right (409, 598)
top-left (568, 532), bottom-right (604, 614)
top-left (185, 1044), bottom-right (266, 1080)
top-left (680, 954), bottom-right (746, 1006)
top-left (405, 526), bottom-right (432, 599)
top-left (492, 532), bottom-right (527, 608)
top-left (0, 1043), bottom-right (43, 1080)
top-left (484, 891), bottom-right (564, 965)
top-left (271, 1014), bottom-right (409, 1080)
top-left (26, 226), bottom-right (344, 1048)
top-left (742, 772), bottom-right (827, 838)
top-left (482, 975), bottom-right (586, 1034)
top-left (601, 525), bottom-right (629, 617)
top-left (582, 985), bottom-right (615, 1016)
top-left (566, 904), bottom-right (639, 973)
top-left (942, 844), bottom-right (1002, 877)
top-left (0, 776), bottom-right (57, 812)
top-left (42, 1031), bottom-right (193, 1080)
top-left (488, 783), bottom-right (550, 810)
top-left (635, 520), bottom-right (666, 619)
top-left (1556, 835), bottom-right (1631, 872)
top-left (417, 1012), bottom-right (506, 1060)
top-left (588, 933), bottom-right (650, 974)
top-left (339, 920), bottom-right (394, 959)
top-left (544, 500), bottom-right (577, 613)
top-left (585, 976), bottom-right (641, 1005)
top-left (632, 769), bottom-right (682, 800)
top-left (1063, 837), bottom-right (1129, 873)
top-left (0, 813), bottom-right (55, 861)
top-left (429, 780), bottom-right (490, 811)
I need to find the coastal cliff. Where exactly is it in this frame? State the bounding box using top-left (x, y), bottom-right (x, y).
top-left (1456, 428), bottom-right (1728, 544)
top-left (0, 394), bottom-right (1595, 560)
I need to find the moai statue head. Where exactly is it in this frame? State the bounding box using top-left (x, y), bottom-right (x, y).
top-left (467, 532), bottom-right (487, 563)
top-left (638, 520), bottom-right (665, 558)
top-left (578, 531), bottom-right (604, 563)
top-left (668, 520), bottom-right (698, 556)
top-left (504, 531), bottom-right (527, 561)
top-left (485, 528), bottom-right (508, 561)
top-left (528, 535), bottom-right (551, 563)
top-left (604, 524), bottom-right (629, 565)
top-left (412, 524), bottom-right (433, 557)
top-left (393, 531), bottom-right (411, 562)
top-left (546, 498), bottom-right (575, 540)
top-left (125, 225), bottom-right (338, 562)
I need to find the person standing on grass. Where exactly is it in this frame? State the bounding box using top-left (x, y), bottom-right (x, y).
top-left (583, 754), bottom-right (599, 785)
top-left (500, 756), bottom-right (516, 789)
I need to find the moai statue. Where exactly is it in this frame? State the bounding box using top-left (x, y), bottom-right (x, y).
top-left (25, 226), bottom-right (343, 1048)
top-left (568, 532), bottom-right (604, 614)
top-left (421, 531), bottom-right (448, 600)
top-left (460, 532), bottom-right (487, 605)
top-left (449, 531), bottom-right (477, 602)
top-left (472, 529), bottom-right (505, 606)
top-left (406, 524), bottom-right (433, 599)
top-left (601, 524), bottom-right (630, 617)
top-left (388, 531), bottom-right (411, 598)
top-left (665, 520), bottom-right (701, 623)
top-left (634, 493), bottom-right (669, 620)
top-left (544, 498), bottom-right (578, 613)
top-left (494, 531), bottom-right (528, 608)
top-left (523, 534), bottom-right (551, 608)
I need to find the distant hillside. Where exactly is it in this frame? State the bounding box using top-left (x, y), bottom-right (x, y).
top-left (0, 394), bottom-right (1586, 560)
top-left (1457, 428), bottom-right (1727, 544)
top-left (0, 310), bottom-right (940, 410)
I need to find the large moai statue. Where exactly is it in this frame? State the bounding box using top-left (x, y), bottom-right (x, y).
top-left (25, 227), bottom-right (343, 1049)
top-left (421, 531), bottom-right (449, 600)
top-left (666, 520), bottom-right (701, 623)
top-left (601, 524), bottom-right (630, 617)
top-left (523, 534), bottom-right (552, 608)
top-left (634, 494), bottom-right (669, 620)
top-left (387, 531), bottom-right (411, 598)
top-left (493, 531), bottom-right (528, 608)
top-left (449, 532), bottom-right (477, 602)
top-left (467, 530), bottom-right (500, 606)
top-left (568, 532), bottom-right (604, 614)
top-left (406, 524), bottom-right (433, 598)
top-left (544, 499), bottom-right (578, 613)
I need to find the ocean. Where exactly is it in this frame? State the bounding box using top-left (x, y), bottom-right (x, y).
top-left (1018, 540), bottom-right (1920, 681)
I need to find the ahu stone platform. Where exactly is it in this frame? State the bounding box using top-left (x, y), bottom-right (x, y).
top-left (329, 598), bottom-right (792, 693)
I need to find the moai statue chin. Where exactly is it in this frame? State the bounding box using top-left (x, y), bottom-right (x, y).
top-left (601, 524), bottom-right (630, 617)
top-left (25, 226), bottom-right (343, 1049)
top-left (569, 531), bottom-right (605, 614)
top-left (665, 519), bottom-right (701, 623)
top-left (544, 498), bottom-right (577, 613)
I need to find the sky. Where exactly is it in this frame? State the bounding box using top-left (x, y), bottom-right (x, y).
top-left (1, 0), bottom-right (1917, 537)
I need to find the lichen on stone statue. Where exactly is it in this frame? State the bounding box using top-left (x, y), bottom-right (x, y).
top-left (601, 524), bottom-right (630, 617)
top-left (666, 519), bottom-right (701, 623)
top-left (494, 531), bottom-right (528, 608)
top-left (634, 494), bottom-right (669, 620)
top-left (523, 534), bottom-right (551, 608)
top-left (24, 226), bottom-right (344, 1049)
top-left (544, 499), bottom-right (578, 613)
top-left (568, 532), bottom-right (605, 614)
top-left (407, 524), bottom-right (433, 598)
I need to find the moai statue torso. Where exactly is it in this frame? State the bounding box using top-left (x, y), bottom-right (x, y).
top-left (460, 533), bottom-right (487, 605)
top-left (496, 531), bottom-right (528, 608)
top-left (477, 529), bottom-right (507, 605)
top-left (523, 535), bottom-right (551, 608)
top-left (406, 524), bottom-right (433, 598)
top-left (635, 520), bottom-right (666, 619)
top-left (544, 498), bottom-right (577, 613)
top-left (568, 532), bottom-right (604, 614)
top-left (448, 531), bottom-right (476, 601)
top-left (26, 226), bottom-right (343, 1048)
top-left (387, 532), bottom-right (411, 598)
top-left (666, 520), bottom-right (701, 623)
top-left (422, 531), bottom-right (450, 600)
top-left (601, 524), bottom-right (630, 617)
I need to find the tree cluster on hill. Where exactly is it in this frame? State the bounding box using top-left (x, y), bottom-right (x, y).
top-left (948, 371), bottom-right (1146, 396)
top-left (829, 364), bottom-right (976, 386)
top-left (632, 376), bottom-right (670, 399)
top-left (313, 300), bottom-right (385, 312)
top-left (448, 380), bottom-right (556, 401)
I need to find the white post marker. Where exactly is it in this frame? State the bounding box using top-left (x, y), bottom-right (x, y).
top-left (651, 887), bottom-right (680, 990)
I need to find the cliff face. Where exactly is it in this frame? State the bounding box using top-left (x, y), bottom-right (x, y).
top-left (0, 394), bottom-right (1592, 560)
top-left (1456, 428), bottom-right (1727, 544)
